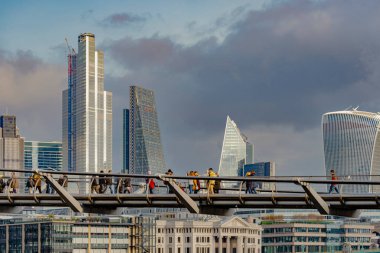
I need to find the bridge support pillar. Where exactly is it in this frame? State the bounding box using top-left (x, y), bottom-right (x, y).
top-left (297, 179), bottom-right (329, 215)
top-left (297, 179), bottom-right (360, 217)
top-left (159, 175), bottom-right (199, 214)
top-left (41, 172), bottom-right (83, 213)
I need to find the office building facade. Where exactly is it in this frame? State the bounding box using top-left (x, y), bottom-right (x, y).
top-left (24, 141), bottom-right (62, 171)
top-left (322, 109), bottom-right (380, 193)
top-left (63, 33), bottom-right (112, 192)
top-left (0, 215), bottom-right (154, 253)
top-left (123, 109), bottom-right (129, 173)
top-left (156, 213), bottom-right (262, 253)
top-left (219, 116), bottom-right (254, 178)
top-left (262, 218), bottom-right (375, 253)
top-left (0, 115), bottom-right (24, 178)
top-left (129, 86), bottom-right (166, 175)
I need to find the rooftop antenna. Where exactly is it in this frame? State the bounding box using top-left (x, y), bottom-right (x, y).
top-left (353, 106), bottom-right (359, 111)
top-left (343, 106), bottom-right (352, 111)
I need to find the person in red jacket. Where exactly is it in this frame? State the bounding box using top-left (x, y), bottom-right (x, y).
top-left (328, 169), bottom-right (339, 194)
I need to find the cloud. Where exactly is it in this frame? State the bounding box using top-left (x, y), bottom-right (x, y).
top-left (100, 12), bottom-right (147, 27)
top-left (0, 50), bottom-right (65, 141)
top-left (105, 0), bottom-right (380, 175)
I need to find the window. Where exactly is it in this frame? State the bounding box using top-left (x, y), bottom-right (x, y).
top-left (169, 237), bottom-right (173, 243)
top-left (178, 237), bottom-right (181, 243)
top-left (178, 248), bottom-right (181, 253)
top-left (186, 237), bottom-right (190, 243)
top-left (186, 248), bottom-right (190, 253)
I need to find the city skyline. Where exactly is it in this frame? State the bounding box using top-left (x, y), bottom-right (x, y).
top-left (3, 1), bottom-right (380, 176)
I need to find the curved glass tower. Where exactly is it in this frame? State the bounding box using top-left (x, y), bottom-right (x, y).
top-left (322, 110), bottom-right (380, 193)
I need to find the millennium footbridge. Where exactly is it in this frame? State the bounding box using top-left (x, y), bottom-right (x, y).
top-left (1, 169), bottom-right (380, 217)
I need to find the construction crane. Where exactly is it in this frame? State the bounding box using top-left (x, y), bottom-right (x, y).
top-left (65, 37), bottom-right (76, 55)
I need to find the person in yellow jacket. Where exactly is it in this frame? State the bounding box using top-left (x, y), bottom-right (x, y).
top-left (207, 168), bottom-right (217, 194)
top-left (33, 172), bottom-right (42, 193)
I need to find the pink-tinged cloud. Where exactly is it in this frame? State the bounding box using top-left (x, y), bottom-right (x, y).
top-left (0, 50), bottom-right (65, 140)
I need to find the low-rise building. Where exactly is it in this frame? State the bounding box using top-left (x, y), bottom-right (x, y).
top-left (156, 213), bottom-right (262, 253)
top-left (0, 215), bottom-right (155, 253)
top-left (262, 216), bottom-right (375, 253)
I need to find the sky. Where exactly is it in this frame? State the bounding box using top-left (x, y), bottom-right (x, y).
top-left (1, 0), bottom-right (380, 178)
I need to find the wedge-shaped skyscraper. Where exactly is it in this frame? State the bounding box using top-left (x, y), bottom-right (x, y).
top-left (219, 116), bottom-right (253, 178)
top-left (323, 109), bottom-right (380, 193)
top-left (129, 86), bottom-right (166, 175)
top-left (62, 33), bottom-right (112, 192)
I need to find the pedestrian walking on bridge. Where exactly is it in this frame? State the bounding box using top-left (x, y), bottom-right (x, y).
top-left (328, 169), bottom-right (339, 194)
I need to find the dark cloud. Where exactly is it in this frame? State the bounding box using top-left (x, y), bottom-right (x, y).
top-left (101, 12), bottom-right (147, 27)
top-left (105, 0), bottom-right (380, 174)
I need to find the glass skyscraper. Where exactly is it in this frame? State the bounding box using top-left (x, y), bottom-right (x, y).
top-left (322, 109), bottom-right (380, 193)
top-left (129, 86), bottom-right (166, 175)
top-left (123, 109), bottom-right (129, 173)
top-left (218, 116), bottom-right (254, 178)
top-left (24, 141), bottom-right (62, 171)
top-left (62, 33), bottom-right (112, 192)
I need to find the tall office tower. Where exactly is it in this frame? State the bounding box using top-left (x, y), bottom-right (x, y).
top-left (322, 109), bottom-right (380, 193)
top-left (129, 86), bottom-right (166, 175)
top-left (0, 115), bottom-right (24, 179)
top-left (24, 141), bottom-right (62, 171)
top-left (219, 116), bottom-right (254, 179)
top-left (123, 109), bottom-right (129, 173)
top-left (62, 33), bottom-right (112, 192)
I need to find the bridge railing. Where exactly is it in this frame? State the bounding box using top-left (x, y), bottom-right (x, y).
top-left (1, 168), bottom-right (380, 196)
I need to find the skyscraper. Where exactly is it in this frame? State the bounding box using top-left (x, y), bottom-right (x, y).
top-left (219, 116), bottom-right (254, 178)
top-left (322, 109), bottom-right (380, 193)
top-left (129, 86), bottom-right (166, 175)
top-left (0, 115), bottom-right (24, 178)
top-left (24, 141), bottom-right (62, 171)
top-left (62, 33), bottom-right (112, 192)
top-left (123, 109), bottom-right (129, 173)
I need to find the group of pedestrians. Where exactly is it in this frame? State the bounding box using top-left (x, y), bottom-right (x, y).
top-left (0, 172), bottom-right (19, 193)
top-left (91, 170), bottom-right (133, 194)
top-left (0, 168), bottom-right (342, 195)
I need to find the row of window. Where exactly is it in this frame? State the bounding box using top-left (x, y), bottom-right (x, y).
top-left (264, 227), bottom-right (371, 234)
top-left (157, 227), bottom-right (260, 235)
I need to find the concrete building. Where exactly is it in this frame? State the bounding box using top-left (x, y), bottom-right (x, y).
top-left (129, 86), bottom-right (166, 176)
top-left (156, 213), bottom-right (262, 253)
top-left (0, 215), bottom-right (155, 253)
top-left (62, 33), bottom-right (112, 192)
top-left (219, 116), bottom-right (253, 182)
top-left (24, 141), bottom-right (62, 171)
top-left (262, 216), bottom-right (375, 253)
top-left (322, 109), bottom-right (380, 193)
top-left (0, 115), bottom-right (24, 178)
